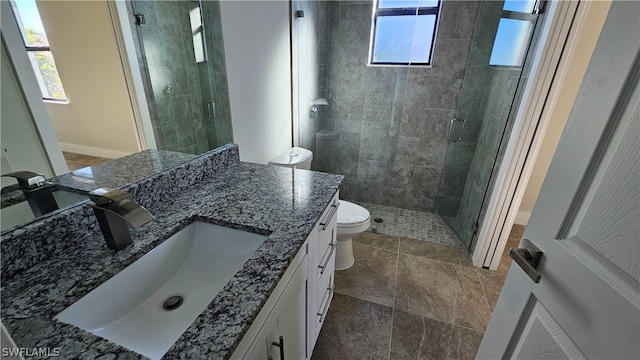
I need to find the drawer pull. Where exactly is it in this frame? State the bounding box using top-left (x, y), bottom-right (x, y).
top-left (318, 242), bottom-right (336, 275)
top-left (320, 202), bottom-right (339, 231)
top-left (269, 335), bottom-right (285, 360)
top-left (317, 285), bottom-right (334, 322)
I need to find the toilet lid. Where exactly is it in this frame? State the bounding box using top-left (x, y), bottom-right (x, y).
top-left (268, 147), bottom-right (313, 166)
top-left (337, 201), bottom-right (370, 225)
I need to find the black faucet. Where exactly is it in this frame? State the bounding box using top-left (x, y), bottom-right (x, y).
top-left (88, 188), bottom-right (154, 250)
top-left (1, 171), bottom-right (58, 216)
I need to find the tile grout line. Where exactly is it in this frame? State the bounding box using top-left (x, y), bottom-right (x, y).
top-left (475, 269), bottom-right (495, 323)
top-left (449, 264), bottom-right (464, 359)
top-left (386, 236), bottom-right (401, 360)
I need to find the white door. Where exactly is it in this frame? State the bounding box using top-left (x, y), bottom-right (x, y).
top-left (477, 1), bottom-right (640, 359)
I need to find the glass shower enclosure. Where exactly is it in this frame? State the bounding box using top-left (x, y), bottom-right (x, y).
top-left (129, 0), bottom-right (233, 155)
top-left (435, 0), bottom-right (542, 250)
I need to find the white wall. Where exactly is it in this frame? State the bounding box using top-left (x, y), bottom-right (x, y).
top-left (37, 1), bottom-right (140, 159)
top-left (516, 0), bottom-right (612, 225)
top-left (220, 0), bottom-right (292, 164)
top-left (1, 42), bottom-right (53, 180)
top-left (1, 0), bottom-right (68, 176)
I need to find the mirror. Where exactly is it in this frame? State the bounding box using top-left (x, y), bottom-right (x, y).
top-left (1, 186), bottom-right (87, 232)
top-left (0, 0), bottom-right (234, 232)
top-left (0, 149), bottom-right (198, 233)
top-left (130, 0), bottom-right (234, 154)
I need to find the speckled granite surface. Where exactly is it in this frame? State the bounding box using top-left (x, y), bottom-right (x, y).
top-left (50, 149), bottom-right (197, 193)
top-left (0, 189), bottom-right (25, 208)
top-left (1, 144), bottom-right (343, 359)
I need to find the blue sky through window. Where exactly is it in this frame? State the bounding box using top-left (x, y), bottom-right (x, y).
top-left (489, 18), bottom-right (533, 66)
top-left (14, 0), bottom-right (45, 33)
top-left (371, 0), bottom-right (439, 65)
top-left (373, 14), bottom-right (435, 63)
top-left (378, 0), bottom-right (438, 9)
top-left (502, 0), bottom-right (536, 13)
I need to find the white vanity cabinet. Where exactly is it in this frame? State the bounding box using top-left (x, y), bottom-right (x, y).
top-left (308, 193), bottom-right (338, 352)
top-left (231, 192), bottom-right (339, 360)
top-left (241, 254), bottom-right (308, 360)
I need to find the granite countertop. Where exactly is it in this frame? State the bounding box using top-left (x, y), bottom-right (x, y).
top-left (50, 149), bottom-right (197, 193)
top-left (1, 149), bottom-right (342, 359)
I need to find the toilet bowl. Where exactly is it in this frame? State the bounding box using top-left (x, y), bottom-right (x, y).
top-left (335, 200), bottom-right (370, 270)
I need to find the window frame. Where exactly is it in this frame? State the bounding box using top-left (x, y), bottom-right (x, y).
top-left (368, 0), bottom-right (442, 67)
top-left (9, 0), bottom-right (68, 103)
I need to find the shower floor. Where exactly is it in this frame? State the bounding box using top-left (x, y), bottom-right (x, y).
top-left (355, 202), bottom-right (464, 248)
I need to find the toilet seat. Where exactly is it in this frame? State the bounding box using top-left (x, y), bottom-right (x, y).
top-left (337, 201), bottom-right (370, 226)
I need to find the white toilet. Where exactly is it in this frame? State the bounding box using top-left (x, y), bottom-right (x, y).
top-left (334, 200), bottom-right (370, 270)
top-left (269, 147), bottom-right (371, 270)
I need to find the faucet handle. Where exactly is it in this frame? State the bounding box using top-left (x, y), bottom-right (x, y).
top-left (2, 171), bottom-right (46, 188)
top-left (88, 188), bottom-right (131, 206)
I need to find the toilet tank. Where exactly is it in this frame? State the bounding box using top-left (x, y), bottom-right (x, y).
top-left (268, 147), bottom-right (313, 170)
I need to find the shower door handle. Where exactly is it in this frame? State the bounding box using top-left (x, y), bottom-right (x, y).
top-left (448, 118), bottom-right (465, 142)
top-left (207, 100), bottom-right (216, 119)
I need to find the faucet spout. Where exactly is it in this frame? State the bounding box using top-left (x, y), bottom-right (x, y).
top-left (88, 188), bottom-right (154, 250)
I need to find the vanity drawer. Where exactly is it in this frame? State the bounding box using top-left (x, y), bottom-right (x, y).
top-left (315, 194), bottom-right (338, 281)
top-left (314, 272), bottom-right (334, 338)
top-left (316, 232), bottom-right (336, 282)
top-left (316, 246), bottom-right (335, 298)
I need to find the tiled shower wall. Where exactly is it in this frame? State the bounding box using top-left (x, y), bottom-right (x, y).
top-left (292, 0), bottom-right (331, 154)
top-left (313, 0), bottom-right (482, 213)
top-left (129, 0), bottom-right (232, 155)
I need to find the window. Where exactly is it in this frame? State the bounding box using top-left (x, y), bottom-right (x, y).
top-left (369, 0), bottom-right (441, 66)
top-left (489, 0), bottom-right (539, 67)
top-left (10, 0), bottom-right (67, 101)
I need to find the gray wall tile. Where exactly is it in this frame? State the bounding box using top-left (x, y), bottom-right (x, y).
top-left (364, 68), bottom-right (398, 107)
top-left (436, 195), bottom-right (462, 217)
top-left (307, 0), bottom-right (493, 213)
top-left (437, 0), bottom-right (480, 40)
top-left (438, 141), bottom-right (476, 198)
top-left (381, 187), bottom-right (409, 209)
top-left (356, 178), bottom-right (384, 203)
top-left (431, 39), bottom-right (472, 79)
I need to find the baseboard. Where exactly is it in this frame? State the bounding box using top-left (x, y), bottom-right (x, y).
top-left (59, 143), bottom-right (133, 159)
top-left (514, 211), bottom-right (531, 225)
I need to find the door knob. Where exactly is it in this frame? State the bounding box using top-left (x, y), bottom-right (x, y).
top-left (509, 239), bottom-right (542, 283)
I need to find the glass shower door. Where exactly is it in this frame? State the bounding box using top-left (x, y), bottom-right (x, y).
top-left (130, 0), bottom-right (232, 154)
top-left (435, 0), bottom-right (542, 250)
top-left (199, 0), bottom-right (234, 149)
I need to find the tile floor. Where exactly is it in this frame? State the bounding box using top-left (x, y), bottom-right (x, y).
top-left (62, 152), bottom-right (109, 171)
top-left (312, 225), bottom-right (525, 360)
top-left (357, 202), bottom-right (463, 248)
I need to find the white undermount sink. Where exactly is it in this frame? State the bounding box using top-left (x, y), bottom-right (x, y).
top-left (56, 221), bottom-right (267, 359)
